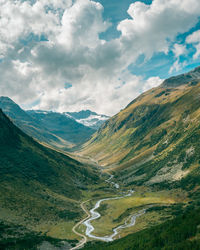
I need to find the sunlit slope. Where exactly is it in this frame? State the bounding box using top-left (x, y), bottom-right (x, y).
top-left (81, 67), bottom-right (200, 186)
top-left (0, 109), bottom-right (98, 235)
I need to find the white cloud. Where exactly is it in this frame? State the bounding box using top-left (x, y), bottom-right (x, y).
top-left (58, 0), bottom-right (109, 49)
top-left (169, 44), bottom-right (187, 73)
top-left (186, 29), bottom-right (200, 59)
top-left (169, 60), bottom-right (180, 74)
top-left (186, 30), bottom-right (200, 43)
top-left (193, 43), bottom-right (200, 59)
top-left (142, 77), bottom-right (163, 92)
top-left (117, 0), bottom-right (200, 63)
top-left (172, 44), bottom-right (187, 58)
top-left (0, 0), bottom-right (200, 115)
top-left (33, 72), bottom-right (163, 115)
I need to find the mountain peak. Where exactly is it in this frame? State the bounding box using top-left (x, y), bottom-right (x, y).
top-left (0, 96), bottom-right (17, 104)
top-left (0, 96), bottom-right (32, 121)
top-left (66, 110), bottom-right (109, 129)
top-left (162, 65), bottom-right (200, 88)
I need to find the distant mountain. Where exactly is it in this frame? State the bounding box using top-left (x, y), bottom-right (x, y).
top-left (27, 109), bottom-right (95, 145)
top-left (0, 96), bottom-right (69, 148)
top-left (0, 97), bottom-right (95, 148)
top-left (0, 109), bottom-right (98, 243)
top-left (65, 110), bottom-right (109, 130)
top-left (80, 66), bottom-right (200, 189)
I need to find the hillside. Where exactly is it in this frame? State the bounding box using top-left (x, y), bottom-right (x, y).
top-left (0, 97), bottom-right (72, 148)
top-left (27, 109), bottom-right (95, 145)
top-left (0, 109), bottom-right (99, 244)
top-left (0, 97), bottom-right (95, 149)
top-left (80, 67), bottom-right (200, 189)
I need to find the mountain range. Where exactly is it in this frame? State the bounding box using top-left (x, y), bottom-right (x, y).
top-left (0, 97), bottom-right (109, 149)
top-left (65, 110), bottom-right (109, 130)
top-left (1, 66), bottom-right (200, 249)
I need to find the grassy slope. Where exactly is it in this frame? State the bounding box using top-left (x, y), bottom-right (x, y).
top-left (0, 220), bottom-right (77, 250)
top-left (79, 70), bottom-right (200, 246)
top-left (27, 110), bottom-right (95, 146)
top-left (80, 81), bottom-right (200, 187)
top-left (84, 206), bottom-right (200, 250)
top-left (0, 109), bottom-right (99, 240)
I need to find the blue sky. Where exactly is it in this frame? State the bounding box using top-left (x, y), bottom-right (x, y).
top-left (97, 0), bottom-right (152, 40)
top-left (0, 0), bottom-right (200, 115)
top-left (96, 0), bottom-right (200, 80)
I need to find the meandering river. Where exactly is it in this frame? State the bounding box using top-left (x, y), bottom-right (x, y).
top-left (83, 175), bottom-right (146, 242)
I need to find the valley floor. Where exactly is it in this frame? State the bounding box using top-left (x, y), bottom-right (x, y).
top-left (65, 155), bottom-right (190, 250)
top-left (0, 153), bottom-right (198, 250)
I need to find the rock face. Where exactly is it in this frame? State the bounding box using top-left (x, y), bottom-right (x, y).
top-left (80, 67), bottom-right (200, 187)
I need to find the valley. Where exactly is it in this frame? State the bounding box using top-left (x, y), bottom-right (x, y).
top-left (72, 67), bottom-right (200, 249)
top-left (0, 66), bottom-right (200, 249)
top-left (70, 168), bottom-right (189, 249)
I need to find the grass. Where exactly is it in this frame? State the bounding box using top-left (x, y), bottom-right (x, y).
top-left (80, 83), bottom-right (200, 187)
top-left (0, 220), bottom-right (77, 250)
top-left (86, 189), bottom-right (188, 238)
top-left (0, 109), bottom-right (101, 241)
top-left (44, 222), bottom-right (78, 240)
top-left (83, 205), bottom-right (200, 250)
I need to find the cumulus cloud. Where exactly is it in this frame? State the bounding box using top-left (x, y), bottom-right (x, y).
top-left (186, 30), bottom-right (200, 43)
top-left (186, 29), bottom-right (200, 59)
top-left (0, 0), bottom-right (200, 115)
top-left (117, 0), bottom-right (200, 63)
top-left (169, 43), bottom-right (187, 73)
top-left (172, 44), bottom-right (187, 58)
top-left (33, 71), bottom-right (162, 115)
top-left (169, 60), bottom-right (185, 74)
top-left (142, 77), bottom-right (163, 92)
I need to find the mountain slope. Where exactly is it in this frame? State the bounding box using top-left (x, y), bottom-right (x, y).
top-left (0, 97), bottom-right (95, 148)
top-left (27, 110), bottom-right (95, 145)
top-left (0, 96), bottom-right (71, 148)
top-left (66, 110), bottom-right (109, 130)
top-left (0, 109), bottom-right (98, 238)
top-left (162, 66), bottom-right (200, 87)
top-left (80, 67), bottom-right (200, 188)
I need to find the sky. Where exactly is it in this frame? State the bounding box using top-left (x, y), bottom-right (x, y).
top-left (0, 0), bottom-right (200, 115)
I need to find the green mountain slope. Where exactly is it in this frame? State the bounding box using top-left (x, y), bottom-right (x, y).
top-left (0, 96), bottom-right (72, 148)
top-left (0, 97), bottom-right (95, 149)
top-left (0, 109), bottom-right (98, 240)
top-left (80, 67), bottom-right (200, 188)
top-left (27, 110), bottom-right (95, 145)
top-left (80, 66), bottom-right (200, 250)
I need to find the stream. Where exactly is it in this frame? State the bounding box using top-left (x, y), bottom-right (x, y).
top-left (83, 175), bottom-right (146, 242)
